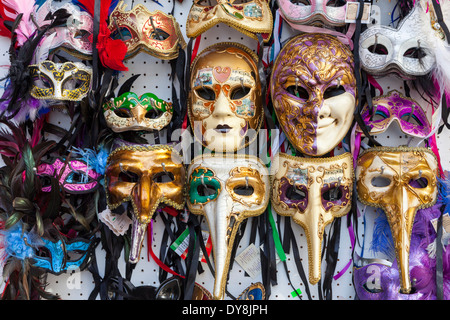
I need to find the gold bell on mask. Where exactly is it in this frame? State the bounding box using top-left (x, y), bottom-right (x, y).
top-left (356, 146), bottom-right (438, 294)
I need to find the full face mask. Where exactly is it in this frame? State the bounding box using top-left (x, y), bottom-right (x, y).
top-left (186, 0), bottom-right (273, 42)
top-left (105, 144), bottom-right (186, 263)
top-left (356, 146), bottom-right (438, 294)
top-left (188, 42), bottom-right (263, 152)
top-left (103, 92), bottom-right (173, 132)
top-left (356, 90), bottom-right (431, 138)
top-left (34, 0), bottom-right (93, 61)
top-left (108, 1), bottom-right (186, 60)
top-left (271, 33), bottom-right (356, 156)
top-left (187, 153), bottom-right (269, 299)
top-left (271, 152), bottom-right (353, 284)
top-left (37, 157), bottom-right (101, 194)
top-left (28, 61), bottom-right (92, 102)
top-left (359, 5), bottom-right (435, 79)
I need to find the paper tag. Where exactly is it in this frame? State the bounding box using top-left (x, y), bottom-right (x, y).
top-left (170, 229), bottom-right (212, 263)
top-left (345, 2), bottom-right (371, 24)
top-left (235, 244), bottom-right (262, 279)
top-left (431, 213), bottom-right (450, 234)
top-left (98, 208), bottom-right (132, 236)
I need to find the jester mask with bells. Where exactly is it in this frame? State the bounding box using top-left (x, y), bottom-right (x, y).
top-left (270, 33), bottom-right (356, 156)
top-left (105, 144), bottom-right (186, 263)
top-left (187, 154), bottom-right (269, 299)
top-left (188, 42), bottom-right (263, 152)
top-left (356, 146), bottom-right (438, 294)
top-left (271, 152), bottom-right (354, 285)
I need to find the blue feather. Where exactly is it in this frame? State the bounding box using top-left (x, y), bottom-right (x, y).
top-left (370, 208), bottom-right (396, 260)
top-left (70, 147), bottom-right (108, 175)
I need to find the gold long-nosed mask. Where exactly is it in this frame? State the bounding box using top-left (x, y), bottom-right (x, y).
top-left (356, 146), bottom-right (438, 294)
top-left (106, 145), bottom-right (186, 263)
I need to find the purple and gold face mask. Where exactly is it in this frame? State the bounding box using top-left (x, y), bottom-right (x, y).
top-left (356, 90), bottom-right (431, 138)
top-left (37, 157), bottom-right (101, 194)
top-left (270, 33), bottom-right (356, 156)
top-left (271, 152), bottom-right (354, 284)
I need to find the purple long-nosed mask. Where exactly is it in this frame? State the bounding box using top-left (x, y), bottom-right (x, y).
top-left (356, 90), bottom-right (431, 138)
top-left (270, 33), bottom-right (357, 156)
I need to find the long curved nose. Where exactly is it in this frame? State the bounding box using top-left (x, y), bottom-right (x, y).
top-left (384, 186), bottom-right (416, 294)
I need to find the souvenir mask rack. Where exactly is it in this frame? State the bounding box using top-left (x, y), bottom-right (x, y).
top-left (0, 0), bottom-right (449, 300)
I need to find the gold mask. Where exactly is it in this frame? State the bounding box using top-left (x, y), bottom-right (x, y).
top-left (356, 146), bottom-right (438, 294)
top-left (186, 0), bottom-right (273, 42)
top-left (271, 152), bottom-right (354, 285)
top-left (106, 144), bottom-right (186, 263)
top-left (188, 42), bottom-right (263, 152)
top-left (187, 153), bottom-right (269, 299)
top-left (108, 1), bottom-right (186, 60)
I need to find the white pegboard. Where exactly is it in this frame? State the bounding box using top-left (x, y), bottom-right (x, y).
top-left (0, 0), bottom-right (448, 301)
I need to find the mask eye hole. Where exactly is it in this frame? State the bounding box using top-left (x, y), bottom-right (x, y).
top-left (113, 108), bottom-right (132, 118)
top-left (403, 47), bottom-right (427, 59)
top-left (196, 184), bottom-right (217, 197)
top-left (152, 171), bottom-right (175, 183)
top-left (149, 29), bottom-right (170, 41)
top-left (145, 109), bottom-right (162, 119)
top-left (323, 86), bottom-right (346, 99)
top-left (197, 0), bottom-right (218, 6)
top-left (286, 185), bottom-right (307, 200)
top-left (326, 0), bottom-right (346, 6)
top-left (362, 282), bottom-right (383, 294)
top-left (286, 85), bottom-right (309, 100)
top-left (368, 44), bottom-right (388, 55)
top-left (111, 27), bottom-right (132, 41)
top-left (400, 112), bottom-right (423, 126)
top-left (372, 108), bottom-right (390, 121)
top-left (118, 171), bottom-right (139, 183)
top-left (39, 175), bottom-right (52, 188)
top-left (409, 176), bottom-right (428, 188)
top-left (74, 29), bottom-right (91, 41)
top-left (33, 74), bottom-right (53, 88)
top-left (233, 185), bottom-right (254, 196)
top-left (66, 250), bottom-right (86, 262)
top-left (371, 176), bottom-right (391, 187)
top-left (230, 86), bottom-right (251, 100)
top-left (289, 0), bottom-right (310, 5)
top-left (322, 187), bottom-right (343, 201)
top-left (195, 87), bottom-right (216, 101)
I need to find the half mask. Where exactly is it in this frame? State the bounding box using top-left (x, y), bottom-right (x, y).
top-left (186, 0), bottom-right (273, 42)
top-left (28, 61), bottom-right (92, 102)
top-left (188, 42), bottom-right (263, 152)
top-left (37, 157), bottom-right (101, 194)
top-left (103, 92), bottom-right (173, 132)
top-left (271, 152), bottom-right (353, 284)
top-left (356, 90), bottom-right (432, 138)
top-left (187, 153), bottom-right (269, 299)
top-left (105, 144), bottom-right (186, 263)
top-left (359, 5), bottom-right (435, 79)
top-left (271, 33), bottom-right (356, 156)
top-left (356, 146), bottom-right (438, 294)
top-left (108, 1), bottom-right (186, 60)
top-left (34, 0), bottom-right (93, 61)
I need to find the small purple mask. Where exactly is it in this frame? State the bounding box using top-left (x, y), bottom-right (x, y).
top-left (357, 90), bottom-right (431, 138)
top-left (37, 158), bottom-right (101, 194)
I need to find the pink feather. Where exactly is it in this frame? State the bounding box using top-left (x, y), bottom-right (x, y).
top-left (0, 0), bottom-right (37, 46)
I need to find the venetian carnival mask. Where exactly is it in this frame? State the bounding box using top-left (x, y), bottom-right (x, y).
top-left (359, 5), bottom-right (435, 79)
top-left (103, 92), bottom-right (173, 132)
top-left (108, 1), bottom-right (186, 60)
top-left (34, 0), bottom-right (93, 61)
top-left (37, 157), bottom-right (101, 194)
top-left (270, 33), bottom-right (356, 156)
top-left (33, 235), bottom-right (96, 275)
top-left (277, 0), bottom-right (354, 27)
top-left (188, 42), bottom-right (263, 152)
top-left (28, 61), bottom-right (92, 102)
top-left (356, 90), bottom-right (431, 138)
top-left (187, 153), bottom-right (269, 299)
top-left (186, 0), bottom-right (273, 42)
top-left (271, 152), bottom-right (353, 284)
top-left (105, 144), bottom-right (185, 263)
top-left (356, 146), bottom-right (438, 294)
